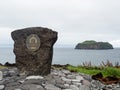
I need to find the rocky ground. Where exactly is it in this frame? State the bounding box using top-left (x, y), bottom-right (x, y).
top-left (0, 67), bottom-right (120, 90)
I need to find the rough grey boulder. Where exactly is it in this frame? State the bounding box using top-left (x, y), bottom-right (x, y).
top-left (11, 27), bottom-right (58, 76)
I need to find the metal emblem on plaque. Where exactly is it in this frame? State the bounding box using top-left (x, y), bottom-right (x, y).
top-left (26, 34), bottom-right (40, 51)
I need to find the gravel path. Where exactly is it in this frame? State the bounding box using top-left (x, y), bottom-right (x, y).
top-left (0, 67), bottom-right (120, 90)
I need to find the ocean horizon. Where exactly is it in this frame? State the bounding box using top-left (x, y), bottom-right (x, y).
top-left (0, 46), bottom-right (120, 66)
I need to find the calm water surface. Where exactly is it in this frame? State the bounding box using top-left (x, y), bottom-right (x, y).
top-left (0, 47), bottom-right (120, 66)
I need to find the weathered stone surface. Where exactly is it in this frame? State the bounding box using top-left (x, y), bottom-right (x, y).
top-left (79, 85), bottom-right (90, 90)
top-left (1, 67), bottom-right (120, 90)
top-left (20, 84), bottom-right (45, 90)
top-left (26, 76), bottom-right (44, 80)
top-left (70, 85), bottom-right (79, 90)
top-left (0, 85), bottom-right (5, 90)
top-left (11, 27), bottom-right (58, 75)
top-left (0, 71), bottom-right (3, 80)
top-left (64, 84), bottom-right (70, 88)
top-left (82, 80), bottom-right (91, 86)
top-left (24, 79), bottom-right (45, 85)
top-left (45, 84), bottom-right (61, 90)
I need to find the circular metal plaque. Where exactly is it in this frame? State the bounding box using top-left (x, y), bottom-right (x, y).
top-left (26, 34), bottom-right (40, 51)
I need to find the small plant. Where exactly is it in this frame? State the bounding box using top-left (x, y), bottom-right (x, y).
top-left (100, 60), bottom-right (120, 68)
top-left (82, 61), bottom-right (92, 68)
top-left (101, 60), bottom-right (113, 67)
top-left (115, 62), bottom-right (120, 68)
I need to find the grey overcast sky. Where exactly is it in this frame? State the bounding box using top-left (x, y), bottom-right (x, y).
top-left (0, 0), bottom-right (120, 47)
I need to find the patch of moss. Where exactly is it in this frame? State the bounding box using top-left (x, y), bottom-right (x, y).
top-left (0, 65), bottom-right (7, 69)
top-left (66, 65), bottom-right (120, 78)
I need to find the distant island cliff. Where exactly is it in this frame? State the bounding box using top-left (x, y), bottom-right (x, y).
top-left (75, 40), bottom-right (114, 49)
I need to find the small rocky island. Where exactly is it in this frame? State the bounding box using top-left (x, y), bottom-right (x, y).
top-left (75, 40), bottom-right (113, 49)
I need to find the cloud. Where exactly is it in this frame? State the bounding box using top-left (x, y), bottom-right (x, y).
top-left (0, 27), bottom-right (14, 45)
top-left (110, 40), bottom-right (120, 47)
top-left (0, 0), bottom-right (120, 47)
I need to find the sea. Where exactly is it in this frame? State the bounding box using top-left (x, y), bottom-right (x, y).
top-left (0, 47), bottom-right (120, 66)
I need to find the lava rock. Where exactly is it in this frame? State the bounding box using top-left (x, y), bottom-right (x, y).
top-left (11, 27), bottom-right (58, 76)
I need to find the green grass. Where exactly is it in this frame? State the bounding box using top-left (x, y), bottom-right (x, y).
top-left (102, 67), bottom-right (120, 77)
top-left (0, 65), bottom-right (7, 69)
top-left (82, 40), bottom-right (96, 44)
top-left (66, 65), bottom-right (120, 78)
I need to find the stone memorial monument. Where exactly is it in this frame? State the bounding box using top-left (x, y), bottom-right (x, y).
top-left (11, 27), bottom-right (58, 75)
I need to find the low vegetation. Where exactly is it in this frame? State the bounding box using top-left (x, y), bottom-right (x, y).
top-left (67, 65), bottom-right (120, 78)
top-left (0, 65), bottom-right (7, 69)
top-left (66, 61), bottom-right (120, 78)
top-left (52, 60), bottom-right (120, 78)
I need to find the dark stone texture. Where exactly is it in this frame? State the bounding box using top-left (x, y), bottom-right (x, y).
top-left (92, 72), bottom-right (120, 85)
top-left (92, 72), bottom-right (103, 80)
top-left (11, 27), bottom-right (58, 76)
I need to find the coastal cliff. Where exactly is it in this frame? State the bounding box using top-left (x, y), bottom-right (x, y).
top-left (75, 40), bottom-right (113, 49)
